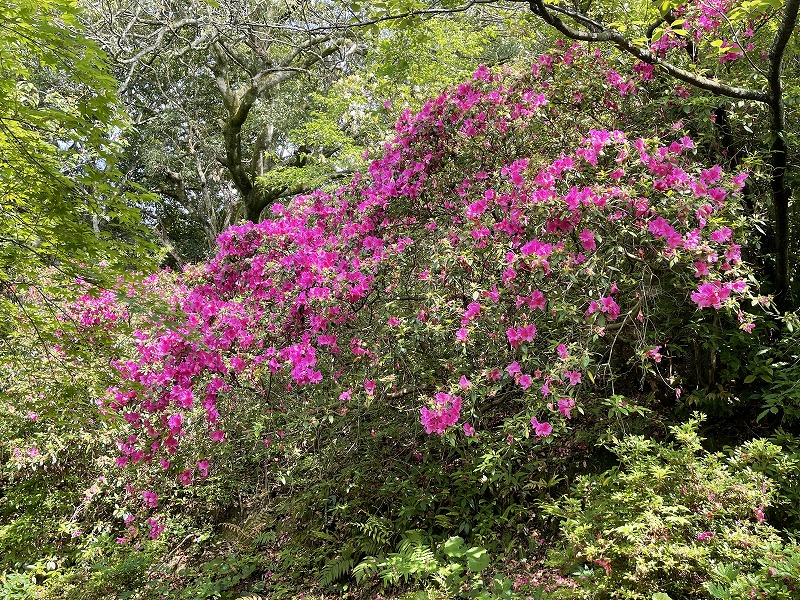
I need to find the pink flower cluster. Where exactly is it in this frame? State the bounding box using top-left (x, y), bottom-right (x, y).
top-left (420, 393), bottom-right (462, 434)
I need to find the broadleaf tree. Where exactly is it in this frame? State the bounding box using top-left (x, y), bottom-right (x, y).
top-left (0, 0), bottom-right (156, 336)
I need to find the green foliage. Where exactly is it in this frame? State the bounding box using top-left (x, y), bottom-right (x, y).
top-left (2, 6), bottom-right (800, 599)
top-left (728, 433), bottom-right (800, 531)
top-left (705, 544), bottom-right (800, 600)
top-left (744, 313), bottom-right (800, 425)
top-left (0, 0), bottom-right (156, 307)
top-left (542, 416), bottom-right (788, 599)
top-left (353, 531), bottom-right (509, 599)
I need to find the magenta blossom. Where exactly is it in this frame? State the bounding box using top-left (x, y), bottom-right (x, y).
top-left (579, 229), bottom-right (596, 251)
top-left (420, 393), bottom-right (462, 434)
top-left (531, 418), bottom-right (553, 437)
top-left (557, 398), bottom-right (575, 419)
top-left (519, 374), bottom-right (533, 390)
top-left (563, 370), bottom-right (582, 386)
top-left (142, 490), bottom-right (158, 508)
top-left (178, 469), bottom-right (193, 485)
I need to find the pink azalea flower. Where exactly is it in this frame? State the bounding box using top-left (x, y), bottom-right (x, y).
top-left (557, 398), bottom-right (575, 419)
top-left (694, 262), bottom-right (710, 277)
top-left (530, 418), bottom-right (553, 437)
top-left (646, 346), bottom-right (663, 363)
top-left (364, 379), bottom-right (376, 396)
top-left (462, 301), bottom-right (481, 324)
top-left (420, 394), bottom-right (462, 434)
top-left (463, 422), bottom-right (476, 437)
top-left (691, 281), bottom-right (731, 309)
top-left (600, 296), bottom-right (620, 320)
top-left (755, 505), bottom-right (765, 523)
top-left (529, 290), bottom-right (547, 310)
top-left (710, 227), bottom-right (732, 243)
top-left (459, 375), bottom-right (471, 389)
top-left (506, 361), bottom-right (522, 378)
top-left (142, 490), bottom-right (158, 508)
top-left (167, 413), bottom-right (183, 432)
top-left (579, 229), bottom-right (596, 251)
top-left (147, 517), bottom-right (165, 539)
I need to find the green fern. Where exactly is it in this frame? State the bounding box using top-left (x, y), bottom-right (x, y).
top-left (318, 554), bottom-right (355, 587)
top-left (353, 556), bottom-right (380, 584)
top-left (252, 531), bottom-right (276, 548)
top-left (356, 515), bottom-right (391, 547)
top-left (220, 522), bottom-right (247, 540)
top-left (377, 531), bottom-right (439, 586)
top-left (221, 513), bottom-right (275, 550)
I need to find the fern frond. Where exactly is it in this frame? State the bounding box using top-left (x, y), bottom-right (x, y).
top-left (318, 556), bottom-right (355, 587)
top-left (220, 522), bottom-right (247, 539)
top-left (353, 556), bottom-right (379, 584)
top-left (252, 531), bottom-right (276, 547)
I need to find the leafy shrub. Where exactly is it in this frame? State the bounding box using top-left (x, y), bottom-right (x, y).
top-left (2, 40), bottom-right (779, 600)
top-left (352, 531), bottom-right (507, 599)
top-left (96, 44), bottom-right (758, 501)
top-left (728, 432), bottom-right (800, 531)
top-left (705, 543), bottom-right (800, 600)
top-left (542, 416), bottom-right (784, 599)
top-left (744, 313), bottom-right (800, 425)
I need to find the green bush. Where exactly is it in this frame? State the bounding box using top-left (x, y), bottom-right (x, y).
top-left (542, 415), bottom-right (786, 599)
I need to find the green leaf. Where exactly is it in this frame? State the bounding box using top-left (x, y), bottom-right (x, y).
top-left (443, 536), bottom-right (466, 557)
top-left (465, 546), bottom-right (489, 572)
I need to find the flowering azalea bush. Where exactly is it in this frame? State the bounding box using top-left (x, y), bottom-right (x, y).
top-left (23, 47), bottom-right (773, 588)
top-left (647, 0), bottom-right (777, 69)
top-left (71, 44), bottom-right (763, 497)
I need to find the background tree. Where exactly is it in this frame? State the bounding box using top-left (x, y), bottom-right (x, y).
top-left (82, 0), bottom-right (362, 263)
top-left (0, 0), bottom-right (155, 324)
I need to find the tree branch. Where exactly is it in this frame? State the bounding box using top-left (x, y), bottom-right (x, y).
top-left (527, 0), bottom-right (769, 103)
